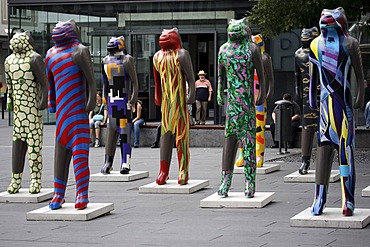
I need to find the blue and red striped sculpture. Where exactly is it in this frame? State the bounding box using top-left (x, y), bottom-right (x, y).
top-left (46, 20), bottom-right (96, 210)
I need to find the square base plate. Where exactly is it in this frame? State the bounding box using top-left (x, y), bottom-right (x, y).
top-left (290, 207), bottom-right (370, 229)
top-left (234, 163), bottom-right (281, 174)
top-left (90, 171), bottom-right (149, 182)
top-left (139, 180), bottom-right (209, 194)
top-left (362, 185), bottom-right (370, 197)
top-left (200, 192), bottom-right (275, 208)
top-left (0, 188), bottom-right (53, 203)
top-left (284, 170), bottom-right (340, 183)
top-left (26, 203), bottom-right (114, 221)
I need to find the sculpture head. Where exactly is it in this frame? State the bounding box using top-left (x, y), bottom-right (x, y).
top-left (319, 7), bottom-right (348, 36)
top-left (252, 34), bottom-right (265, 54)
top-left (301, 27), bottom-right (319, 48)
top-left (107, 36), bottom-right (125, 54)
top-left (158, 28), bottom-right (182, 50)
top-left (227, 18), bottom-right (251, 43)
top-left (9, 31), bottom-right (34, 54)
top-left (52, 19), bottom-right (80, 45)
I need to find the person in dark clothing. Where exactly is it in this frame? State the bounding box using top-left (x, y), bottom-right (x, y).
top-left (270, 93), bottom-right (301, 148)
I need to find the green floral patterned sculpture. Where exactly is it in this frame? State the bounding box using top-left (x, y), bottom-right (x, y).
top-left (217, 18), bottom-right (265, 198)
top-left (4, 31), bottom-right (47, 194)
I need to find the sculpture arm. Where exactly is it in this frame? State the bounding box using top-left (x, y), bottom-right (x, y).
top-left (72, 44), bottom-right (97, 112)
top-left (46, 54), bottom-right (56, 113)
top-left (264, 53), bottom-right (274, 99)
top-left (153, 55), bottom-right (162, 106)
top-left (178, 49), bottom-right (195, 104)
top-left (251, 43), bottom-right (266, 106)
top-left (308, 56), bottom-right (319, 109)
top-left (125, 55), bottom-right (138, 105)
top-left (4, 59), bottom-right (13, 111)
top-left (346, 37), bottom-right (365, 109)
top-left (30, 53), bottom-right (48, 110)
top-left (217, 52), bottom-right (225, 106)
top-left (101, 63), bottom-right (109, 105)
top-left (294, 52), bottom-right (302, 101)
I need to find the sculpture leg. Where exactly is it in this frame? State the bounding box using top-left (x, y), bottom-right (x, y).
top-left (120, 123), bottom-right (132, 174)
top-left (218, 135), bottom-right (238, 197)
top-left (299, 127), bottom-right (315, 175)
top-left (176, 129), bottom-right (190, 185)
top-left (28, 137), bottom-right (43, 194)
top-left (243, 134), bottom-right (257, 198)
top-left (311, 144), bottom-right (334, 215)
top-left (49, 142), bottom-right (72, 210)
top-left (7, 139), bottom-right (27, 194)
top-left (100, 128), bottom-right (118, 174)
top-left (156, 131), bottom-right (175, 185)
top-left (72, 140), bottom-right (90, 210)
top-left (339, 143), bottom-right (355, 216)
top-left (256, 103), bottom-right (266, 168)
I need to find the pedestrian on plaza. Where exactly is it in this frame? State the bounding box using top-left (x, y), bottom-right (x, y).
top-left (195, 70), bottom-right (212, 125)
top-left (132, 99), bottom-right (145, 148)
top-left (89, 91), bottom-right (108, 147)
top-left (270, 93), bottom-right (301, 148)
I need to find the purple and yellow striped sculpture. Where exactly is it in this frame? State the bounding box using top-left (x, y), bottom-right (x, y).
top-left (46, 20), bottom-right (96, 210)
top-left (100, 36), bottom-right (138, 175)
top-left (309, 7), bottom-right (365, 216)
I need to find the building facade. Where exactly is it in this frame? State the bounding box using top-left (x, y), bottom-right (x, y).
top-left (5, 0), bottom-right (313, 124)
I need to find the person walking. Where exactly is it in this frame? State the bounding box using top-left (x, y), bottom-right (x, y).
top-left (195, 70), bottom-right (212, 125)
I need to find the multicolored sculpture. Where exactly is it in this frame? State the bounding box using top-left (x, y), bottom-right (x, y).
top-left (100, 36), bottom-right (138, 175)
top-left (4, 31), bottom-right (47, 194)
top-left (295, 27), bottom-right (319, 175)
top-left (235, 33), bottom-right (273, 168)
top-left (217, 18), bottom-right (265, 198)
top-left (309, 7), bottom-right (365, 216)
top-left (153, 28), bottom-right (195, 185)
top-left (46, 20), bottom-right (96, 210)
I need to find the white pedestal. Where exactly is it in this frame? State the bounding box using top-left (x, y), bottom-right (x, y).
top-left (26, 203), bottom-right (114, 221)
top-left (234, 163), bottom-right (281, 174)
top-left (284, 170), bottom-right (340, 183)
top-left (362, 185), bottom-right (370, 197)
top-left (0, 188), bottom-right (53, 203)
top-left (290, 207), bottom-right (370, 229)
top-left (90, 171), bottom-right (149, 182)
top-left (200, 192), bottom-right (275, 208)
top-left (139, 180), bottom-right (209, 194)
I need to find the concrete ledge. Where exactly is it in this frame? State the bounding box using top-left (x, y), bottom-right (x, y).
top-left (0, 188), bottom-right (53, 203)
top-left (200, 192), bottom-right (275, 208)
top-left (26, 203), bottom-right (114, 221)
top-left (290, 207), bottom-right (370, 229)
top-left (139, 180), bottom-right (209, 194)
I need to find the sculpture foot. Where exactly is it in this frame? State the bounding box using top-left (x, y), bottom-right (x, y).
top-left (7, 172), bottom-right (23, 194)
top-left (235, 148), bottom-right (244, 167)
top-left (339, 166), bottom-right (355, 216)
top-left (120, 163), bottom-right (130, 175)
top-left (218, 170), bottom-right (233, 197)
top-left (156, 160), bottom-right (170, 185)
top-left (75, 195), bottom-right (89, 210)
top-left (178, 172), bottom-right (188, 185)
top-left (29, 178), bottom-right (41, 194)
top-left (298, 160), bottom-right (310, 175)
top-left (244, 180), bottom-right (255, 198)
top-left (101, 163), bottom-right (113, 174)
top-left (49, 179), bottom-right (67, 210)
top-left (311, 184), bottom-right (328, 215)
